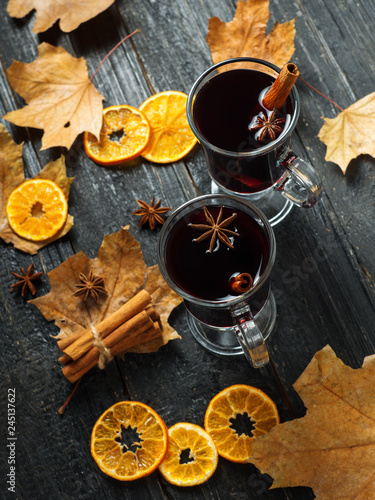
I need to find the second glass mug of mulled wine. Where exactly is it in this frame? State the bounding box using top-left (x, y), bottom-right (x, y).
top-left (157, 194), bottom-right (277, 368)
top-left (186, 57), bottom-right (323, 226)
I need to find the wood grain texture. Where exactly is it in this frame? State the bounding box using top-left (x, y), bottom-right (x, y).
top-left (0, 0), bottom-right (374, 498)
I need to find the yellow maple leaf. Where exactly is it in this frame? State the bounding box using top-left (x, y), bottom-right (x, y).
top-left (249, 345), bottom-right (375, 499)
top-left (206, 0), bottom-right (296, 68)
top-left (318, 92), bottom-right (375, 174)
top-left (3, 42), bottom-right (104, 151)
top-left (7, 0), bottom-right (115, 33)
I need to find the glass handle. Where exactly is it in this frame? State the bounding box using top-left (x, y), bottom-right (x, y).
top-left (275, 146), bottom-right (323, 208)
top-left (231, 304), bottom-right (269, 368)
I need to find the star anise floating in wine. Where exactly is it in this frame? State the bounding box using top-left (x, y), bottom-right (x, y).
top-left (133, 197), bottom-right (172, 230)
top-left (73, 271), bottom-right (107, 303)
top-left (249, 110), bottom-right (286, 142)
top-left (189, 206), bottom-right (239, 253)
top-left (10, 263), bottom-right (43, 297)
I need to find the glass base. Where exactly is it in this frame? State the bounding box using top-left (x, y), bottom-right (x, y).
top-left (186, 290), bottom-right (277, 356)
top-left (211, 180), bottom-right (293, 226)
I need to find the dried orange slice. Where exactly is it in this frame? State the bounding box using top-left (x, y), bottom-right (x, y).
top-left (204, 384), bottom-right (279, 463)
top-left (159, 422), bottom-right (218, 486)
top-left (6, 179), bottom-right (68, 241)
top-left (139, 91), bottom-right (197, 163)
top-left (91, 401), bottom-right (168, 481)
top-left (83, 105), bottom-right (151, 165)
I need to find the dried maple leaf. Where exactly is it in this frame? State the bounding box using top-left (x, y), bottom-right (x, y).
top-left (7, 0), bottom-right (115, 33)
top-left (0, 124), bottom-right (74, 254)
top-left (29, 228), bottom-right (181, 354)
top-left (207, 0), bottom-right (296, 67)
top-left (318, 91), bottom-right (375, 174)
top-left (3, 42), bottom-right (104, 150)
top-left (131, 264), bottom-right (183, 353)
top-left (248, 345), bottom-right (375, 499)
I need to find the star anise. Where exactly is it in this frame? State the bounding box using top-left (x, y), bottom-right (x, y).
top-left (73, 271), bottom-right (107, 303)
top-left (249, 110), bottom-right (286, 142)
top-left (10, 263), bottom-right (43, 297)
top-left (133, 197), bottom-right (172, 230)
top-left (189, 206), bottom-right (239, 253)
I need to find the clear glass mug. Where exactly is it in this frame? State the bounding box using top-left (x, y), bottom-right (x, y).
top-left (186, 57), bottom-right (323, 226)
top-left (157, 194), bottom-right (276, 368)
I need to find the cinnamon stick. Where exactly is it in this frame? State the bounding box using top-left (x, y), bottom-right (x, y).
top-left (59, 353), bottom-right (73, 365)
top-left (146, 305), bottom-right (162, 330)
top-left (262, 63), bottom-right (299, 110)
top-left (63, 313), bottom-right (161, 383)
top-left (146, 305), bottom-right (160, 322)
top-left (59, 289), bottom-right (152, 361)
top-left (57, 331), bottom-right (84, 351)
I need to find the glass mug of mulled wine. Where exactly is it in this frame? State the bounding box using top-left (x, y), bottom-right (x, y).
top-left (158, 194), bottom-right (277, 368)
top-left (186, 57), bottom-right (323, 226)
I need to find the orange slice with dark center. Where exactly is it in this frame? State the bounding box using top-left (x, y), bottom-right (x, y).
top-left (91, 401), bottom-right (168, 481)
top-left (204, 384), bottom-right (279, 463)
top-left (84, 104), bottom-right (151, 165)
top-left (6, 179), bottom-right (68, 241)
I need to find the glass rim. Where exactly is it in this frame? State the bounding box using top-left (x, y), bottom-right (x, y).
top-left (157, 193), bottom-right (276, 309)
top-left (186, 56), bottom-right (300, 158)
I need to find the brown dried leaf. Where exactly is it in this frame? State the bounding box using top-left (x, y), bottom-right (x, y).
top-left (0, 124), bottom-right (74, 254)
top-left (249, 345), bottom-right (375, 499)
top-left (128, 264), bottom-right (182, 353)
top-left (30, 229), bottom-right (182, 353)
top-left (318, 92), bottom-right (375, 174)
top-left (207, 0), bottom-right (296, 67)
top-left (3, 43), bottom-right (104, 150)
top-left (7, 0), bottom-right (115, 33)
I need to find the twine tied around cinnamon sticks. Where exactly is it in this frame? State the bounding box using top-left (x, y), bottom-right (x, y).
top-left (91, 325), bottom-right (113, 369)
top-left (57, 289), bottom-right (162, 383)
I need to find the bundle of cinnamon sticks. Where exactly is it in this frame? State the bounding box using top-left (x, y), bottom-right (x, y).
top-left (58, 289), bottom-right (162, 383)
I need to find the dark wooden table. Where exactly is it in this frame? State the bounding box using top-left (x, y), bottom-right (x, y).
top-left (1, 0), bottom-right (374, 498)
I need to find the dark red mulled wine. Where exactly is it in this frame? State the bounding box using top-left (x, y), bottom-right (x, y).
top-left (193, 69), bottom-right (293, 194)
top-left (164, 204), bottom-right (269, 303)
